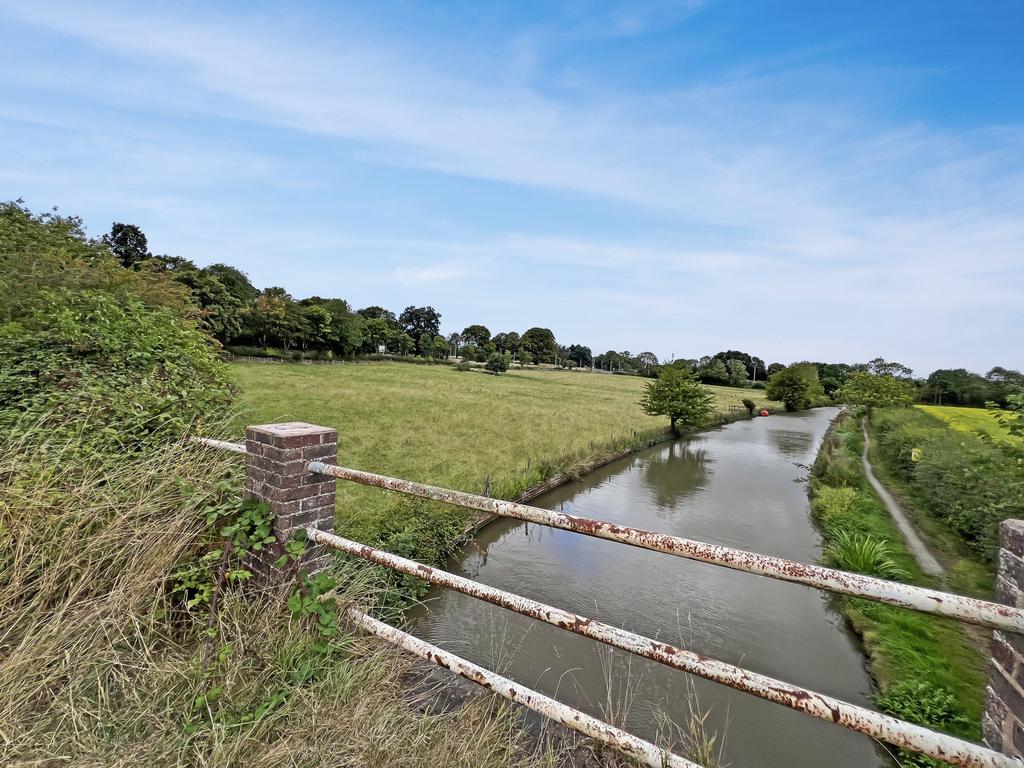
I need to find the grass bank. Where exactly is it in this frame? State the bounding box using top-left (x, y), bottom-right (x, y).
top-left (231, 363), bottom-right (779, 580)
top-left (811, 412), bottom-right (987, 767)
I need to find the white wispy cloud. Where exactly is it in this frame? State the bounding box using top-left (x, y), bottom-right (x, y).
top-left (0, 0), bottom-right (1020, 371)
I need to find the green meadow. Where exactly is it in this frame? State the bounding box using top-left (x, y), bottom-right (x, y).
top-left (230, 362), bottom-right (779, 560)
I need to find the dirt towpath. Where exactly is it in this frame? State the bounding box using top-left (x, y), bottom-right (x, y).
top-left (860, 420), bottom-right (944, 578)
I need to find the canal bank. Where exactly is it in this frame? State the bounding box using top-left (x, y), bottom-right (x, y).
top-left (411, 407), bottom-right (890, 768)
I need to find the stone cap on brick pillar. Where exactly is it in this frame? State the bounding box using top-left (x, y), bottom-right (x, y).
top-left (245, 421), bottom-right (338, 449)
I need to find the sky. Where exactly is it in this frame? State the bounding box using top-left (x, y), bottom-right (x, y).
top-left (1, 1), bottom-right (1022, 374)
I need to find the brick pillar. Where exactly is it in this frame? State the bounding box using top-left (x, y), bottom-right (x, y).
top-left (984, 519), bottom-right (1024, 757)
top-left (244, 422), bottom-right (337, 581)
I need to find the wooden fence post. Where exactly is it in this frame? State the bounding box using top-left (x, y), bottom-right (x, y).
top-left (244, 422), bottom-right (337, 581)
top-left (984, 519), bottom-right (1024, 757)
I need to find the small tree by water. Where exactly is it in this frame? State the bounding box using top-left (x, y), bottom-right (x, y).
top-left (640, 366), bottom-right (715, 434)
top-left (766, 363), bottom-right (824, 411)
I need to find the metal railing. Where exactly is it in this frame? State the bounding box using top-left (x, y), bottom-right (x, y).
top-left (198, 437), bottom-right (1023, 768)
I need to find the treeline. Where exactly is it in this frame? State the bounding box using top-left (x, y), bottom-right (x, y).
top-left (23, 210), bottom-right (1024, 402)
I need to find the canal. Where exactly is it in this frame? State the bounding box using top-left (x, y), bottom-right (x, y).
top-left (410, 407), bottom-right (888, 767)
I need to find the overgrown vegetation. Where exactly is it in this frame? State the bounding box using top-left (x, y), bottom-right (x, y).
top-left (0, 201), bottom-right (641, 767)
top-left (810, 414), bottom-right (987, 767)
top-left (871, 407), bottom-right (1024, 562)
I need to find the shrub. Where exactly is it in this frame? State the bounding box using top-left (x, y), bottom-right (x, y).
top-left (454, 360), bottom-right (473, 372)
top-left (741, 398), bottom-right (756, 415)
top-left (0, 289), bottom-right (232, 455)
top-left (877, 682), bottom-right (974, 767)
top-left (485, 351), bottom-right (508, 374)
top-left (823, 530), bottom-right (909, 580)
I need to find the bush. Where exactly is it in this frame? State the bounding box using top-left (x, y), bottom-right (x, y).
top-left (454, 360), bottom-right (472, 372)
top-left (877, 682), bottom-right (974, 767)
top-left (485, 351), bottom-right (508, 374)
top-left (0, 289), bottom-right (232, 455)
top-left (741, 398), bottom-right (756, 415)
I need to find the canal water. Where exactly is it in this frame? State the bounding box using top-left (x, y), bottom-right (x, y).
top-left (410, 407), bottom-right (888, 767)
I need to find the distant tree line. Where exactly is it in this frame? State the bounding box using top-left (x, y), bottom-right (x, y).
top-left (100, 220), bottom-right (1023, 403)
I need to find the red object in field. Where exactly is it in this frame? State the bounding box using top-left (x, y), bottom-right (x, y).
top-left (759, 410), bottom-right (770, 417)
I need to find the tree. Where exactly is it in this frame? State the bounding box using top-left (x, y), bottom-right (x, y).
top-left (725, 359), bottom-right (748, 387)
top-left (357, 306), bottom-right (398, 324)
top-left (518, 350), bottom-right (534, 366)
top-left (104, 222), bottom-right (150, 268)
top-left (635, 351), bottom-right (659, 375)
top-left (640, 367), bottom-right (715, 434)
top-left (520, 327), bottom-right (556, 364)
top-left (399, 306), bottom-right (441, 339)
top-left (766, 363), bottom-right (825, 412)
top-left (836, 371), bottom-right (915, 415)
top-left (485, 351), bottom-right (509, 374)
top-left (567, 344), bottom-right (593, 368)
top-left (447, 332), bottom-right (462, 357)
top-left (248, 287), bottom-right (290, 348)
top-left (205, 263), bottom-right (257, 306)
top-left (698, 357), bottom-right (729, 384)
top-left (461, 324), bottom-right (491, 349)
top-left (492, 331), bottom-right (520, 354)
top-left (866, 357), bottom-right (914, 379)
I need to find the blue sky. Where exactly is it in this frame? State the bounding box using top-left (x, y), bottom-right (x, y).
top-left (2, 1), bottom-right (1021, 374)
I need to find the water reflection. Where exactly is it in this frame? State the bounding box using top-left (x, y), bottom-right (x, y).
top-left (640, 441), bottom-right (711, 515)
top-left (411, 408), bottom-right (887, 768)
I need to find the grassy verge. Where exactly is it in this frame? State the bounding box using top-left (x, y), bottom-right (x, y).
top-left (810, 413), bottom-right (987, 767)
top-left (230, 363), bottom-right (780, 584)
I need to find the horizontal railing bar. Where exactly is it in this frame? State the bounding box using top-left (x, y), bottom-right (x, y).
top-left (306, 461), bottom-right (1024, 635)
top-left (191, 437), bottom-right (247, 454)
top-left (312, 528), bottom-right (1017, 768)
top-left (344, 606), bottom-right (697, 768)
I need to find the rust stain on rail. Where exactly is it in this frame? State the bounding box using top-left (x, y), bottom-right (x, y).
top-left (312, 529), bottom-right (1020, 768)
top-left (305, 461), bottom-right (1024, 635)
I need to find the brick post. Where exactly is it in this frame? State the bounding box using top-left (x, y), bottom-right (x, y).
top-left (984, 519), bottom-right (1024, 757)
top-left (244, 422), bottom-right (337, 581)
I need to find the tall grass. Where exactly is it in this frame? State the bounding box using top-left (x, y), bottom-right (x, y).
top-left (0, 433), bottom-right (598, 768)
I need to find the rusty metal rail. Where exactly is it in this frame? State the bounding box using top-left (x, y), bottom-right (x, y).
top-left (192, 437), bottom-right (247, 454)
top-left (345, 606), bottom-right (696, 768)
top-left (311, 528), bottom-right (1017, 768)
top-left (306, 461), bottom-right (1024, 634)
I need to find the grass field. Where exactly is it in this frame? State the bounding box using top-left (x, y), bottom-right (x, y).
top-left (916, 404), bottom-right (1022, 447)
top-left (230, 363), bottom-right (779, 567)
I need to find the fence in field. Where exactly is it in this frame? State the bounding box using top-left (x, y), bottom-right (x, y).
top-left (196, 422), bottom-right (1024, 768)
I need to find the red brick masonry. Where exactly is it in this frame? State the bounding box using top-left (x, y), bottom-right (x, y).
top-left (244, 422), bottom-right (337, 580)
